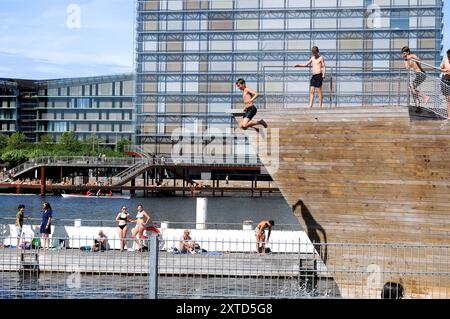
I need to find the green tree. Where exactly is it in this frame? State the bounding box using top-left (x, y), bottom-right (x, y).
top-left (58, 132), bottom-right (82, 155)
top-left (7, 132), bottom-right (28, 150)
top-left (0, 133), bottom-right (8, 150)
top-left (1, 150), bottom-right (29, 168)
top-left (80, 134), bottom-right (103, 156)
top-left (116, 138), bottom-right (131, 153)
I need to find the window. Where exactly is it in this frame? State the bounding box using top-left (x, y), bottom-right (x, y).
top-left (391, 11), bottom-right (409, 29)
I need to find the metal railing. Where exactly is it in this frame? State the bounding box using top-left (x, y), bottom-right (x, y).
top-left (0, 231), bottom-right (448, 299)
top-left (407, 58), bottom-right (450, 119)
top-left (261, 66), bottom-right (409, 109)
top-left (3, 156), bottom-right (141, 181)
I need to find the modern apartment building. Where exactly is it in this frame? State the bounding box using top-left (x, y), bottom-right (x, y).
top-left (0, 74), bottom-right (135, 145)
top-left (135, 0), bottom-right (444, 155)
top-left (36, 74), bottom-right (135, 145)
top-left (0, 80), bottom-right (18, 137)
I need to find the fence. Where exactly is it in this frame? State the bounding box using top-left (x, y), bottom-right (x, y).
top-left (0, 228), bottom-right (449, 299)
top-left (406, 61), bottom-right (450, 118)
top-left (261, 64), bottom-right (450, 119)
top-left (261, 66), bottom-right (410, 109)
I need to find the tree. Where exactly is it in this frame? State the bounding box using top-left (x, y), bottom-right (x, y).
top-left (7, 132), bottom-right (28, 150)
top-left (116, 138), bottom-right (131, 153)
top-left (36, 134), bottom-right (55, 153)
top-left (58, 132), bottom-right (82, 154)
top-left (0, 133), bottom-right (8, 149)
top-left (1, 150), bottom-right (29, 168)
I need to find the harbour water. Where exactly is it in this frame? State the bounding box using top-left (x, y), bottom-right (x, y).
top-left (0, 194), bottom-right (301, 230)
top-left (0, 194), bottom-right (308, 299)
top-left (0, 272), bottom-right (320, 299)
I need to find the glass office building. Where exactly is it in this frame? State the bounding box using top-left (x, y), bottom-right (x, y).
top-left (135, 0), bottom-right (444, 155)
top-left (36, 74), bottom-right (135, 145)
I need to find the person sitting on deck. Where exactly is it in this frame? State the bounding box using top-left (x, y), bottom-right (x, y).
top-left (255, 220), bottom-right (274, 255)
top-left (179, 229), bottom-right (197, 254)
top-left (93, 230), bottom-right (108, 252)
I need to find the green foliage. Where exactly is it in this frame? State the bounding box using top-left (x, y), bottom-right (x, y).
top-left (0, 133), bottom-right (8, 150)
top-left (1, 150), bottom-right (29, 168)
top-left (58, 132), bottom-right (82, 154)
top-left (7, 132), bottom-right (28, 151)
top-left (0, 132), bottom-right (131, 168)
top-left (116, 139), bottom-right (131, 153)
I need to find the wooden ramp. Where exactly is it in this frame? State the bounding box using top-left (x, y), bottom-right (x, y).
top-left (229, 106), bottom-right (450, 298)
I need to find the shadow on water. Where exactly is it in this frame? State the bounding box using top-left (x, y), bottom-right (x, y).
top-left (292, 200), bottom-right (328, 265)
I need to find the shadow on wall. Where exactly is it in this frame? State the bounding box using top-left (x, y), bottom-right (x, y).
top-left (292, 200), bottom-right (328, 265)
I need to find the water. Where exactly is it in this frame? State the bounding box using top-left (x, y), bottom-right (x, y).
top-left (0, 195), bottom-right (301, 230)
top-left (0, 194), bottom-right (305, 299)
top-left (0, 272), bottom-right (323, 299)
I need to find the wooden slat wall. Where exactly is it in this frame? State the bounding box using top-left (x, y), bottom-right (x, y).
top-left (235, 106), bottom-right (450, 298)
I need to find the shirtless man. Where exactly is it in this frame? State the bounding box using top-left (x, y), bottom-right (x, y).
top-left (236, 79), bottom-right (267, 130)
top-left (402, 46), bottom-right (430, 113)
top-left (255, 220), bottom-right (274, 255)
top-left (439, 49), bottom-right (450, 118)
top-left (294, 46), bottom-right (326, 108)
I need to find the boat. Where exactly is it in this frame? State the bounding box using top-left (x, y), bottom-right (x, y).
top-left (61, 193), bottom-right (131, 200)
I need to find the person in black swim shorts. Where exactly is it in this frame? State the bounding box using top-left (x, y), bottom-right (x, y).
top-left (402, 46), bottom-right (430, 112)
top-left (236, 79), bottom-right (267, 130)
top-left (294, 46), bottom-right (327, 108)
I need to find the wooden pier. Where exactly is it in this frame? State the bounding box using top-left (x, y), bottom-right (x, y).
top-left (0, 249), bottom-right (329, 279)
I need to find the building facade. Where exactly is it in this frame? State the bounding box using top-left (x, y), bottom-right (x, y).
top-left (0, 74), bottom-right (135, 146)
top-left (35, 74), bottom-right (135, 145)
top-left (135, 0), bottom-right (443, 155)
top-left (0, 80), bottom-right (18, 137)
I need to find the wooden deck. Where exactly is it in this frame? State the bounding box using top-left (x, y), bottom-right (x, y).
top-left (0, 248), bottom-right (329, 278)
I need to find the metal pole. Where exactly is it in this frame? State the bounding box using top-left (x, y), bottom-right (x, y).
top-left (148, 235), bottom-right (159, 299)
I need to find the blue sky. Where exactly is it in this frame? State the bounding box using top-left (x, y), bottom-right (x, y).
top-left (0, 0), bottom-right (448, 80)
top-left (0, 0), bottom-right (135, 79)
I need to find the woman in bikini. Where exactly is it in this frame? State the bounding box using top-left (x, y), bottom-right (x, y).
top-left (131, 204), bottom-right (151, 251)
top-left (115, 206), bottom-right (132, 252)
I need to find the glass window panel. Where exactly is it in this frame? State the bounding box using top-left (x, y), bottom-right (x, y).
top-left (261, 19), bottom-right (284, 30)
top-left (236, 0), bottom-right (259, 8)
top-left (185, 41), bottom-right (200, 51)
top-left (287, 19), bottom-right (310, 29)
top-left (184, 82), bottom-right (199, 92)
top-left (313, 18), bottom-right (337, 28)
top-left (144, 41), bottom-right (157, 51)
top-left (209, 61), bottom-right (232, 71)
top-left (210, 0), bottom-right (233, 9)
top-left (166, 82), bottom-right (182, 92)
top-left (184, 61), bottom-right (199, 72)
top-left (209, 103), bottom-right (229, 113)
top-left (236, 20), bottom-right (259, 30)
top-left (262, 0), bottom-right (285, 8)
top-left (210, 40), bottom-right (233, 51)
top-left (235, 40), bottom-right (258, 51)
top-left (314, 0), bottom-right (337, 7)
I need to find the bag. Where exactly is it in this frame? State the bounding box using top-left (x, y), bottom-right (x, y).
top-left (31, 238), bottom-right (40, 249)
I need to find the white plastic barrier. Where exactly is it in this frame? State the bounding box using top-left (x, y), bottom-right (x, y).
top-left (0, 224), bottom-right (316, 253)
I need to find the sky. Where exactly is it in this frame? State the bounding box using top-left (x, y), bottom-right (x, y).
top-left (0, 0), bottom-right (448, 80)
top-left (0, 0), bottom-right (135, 79)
